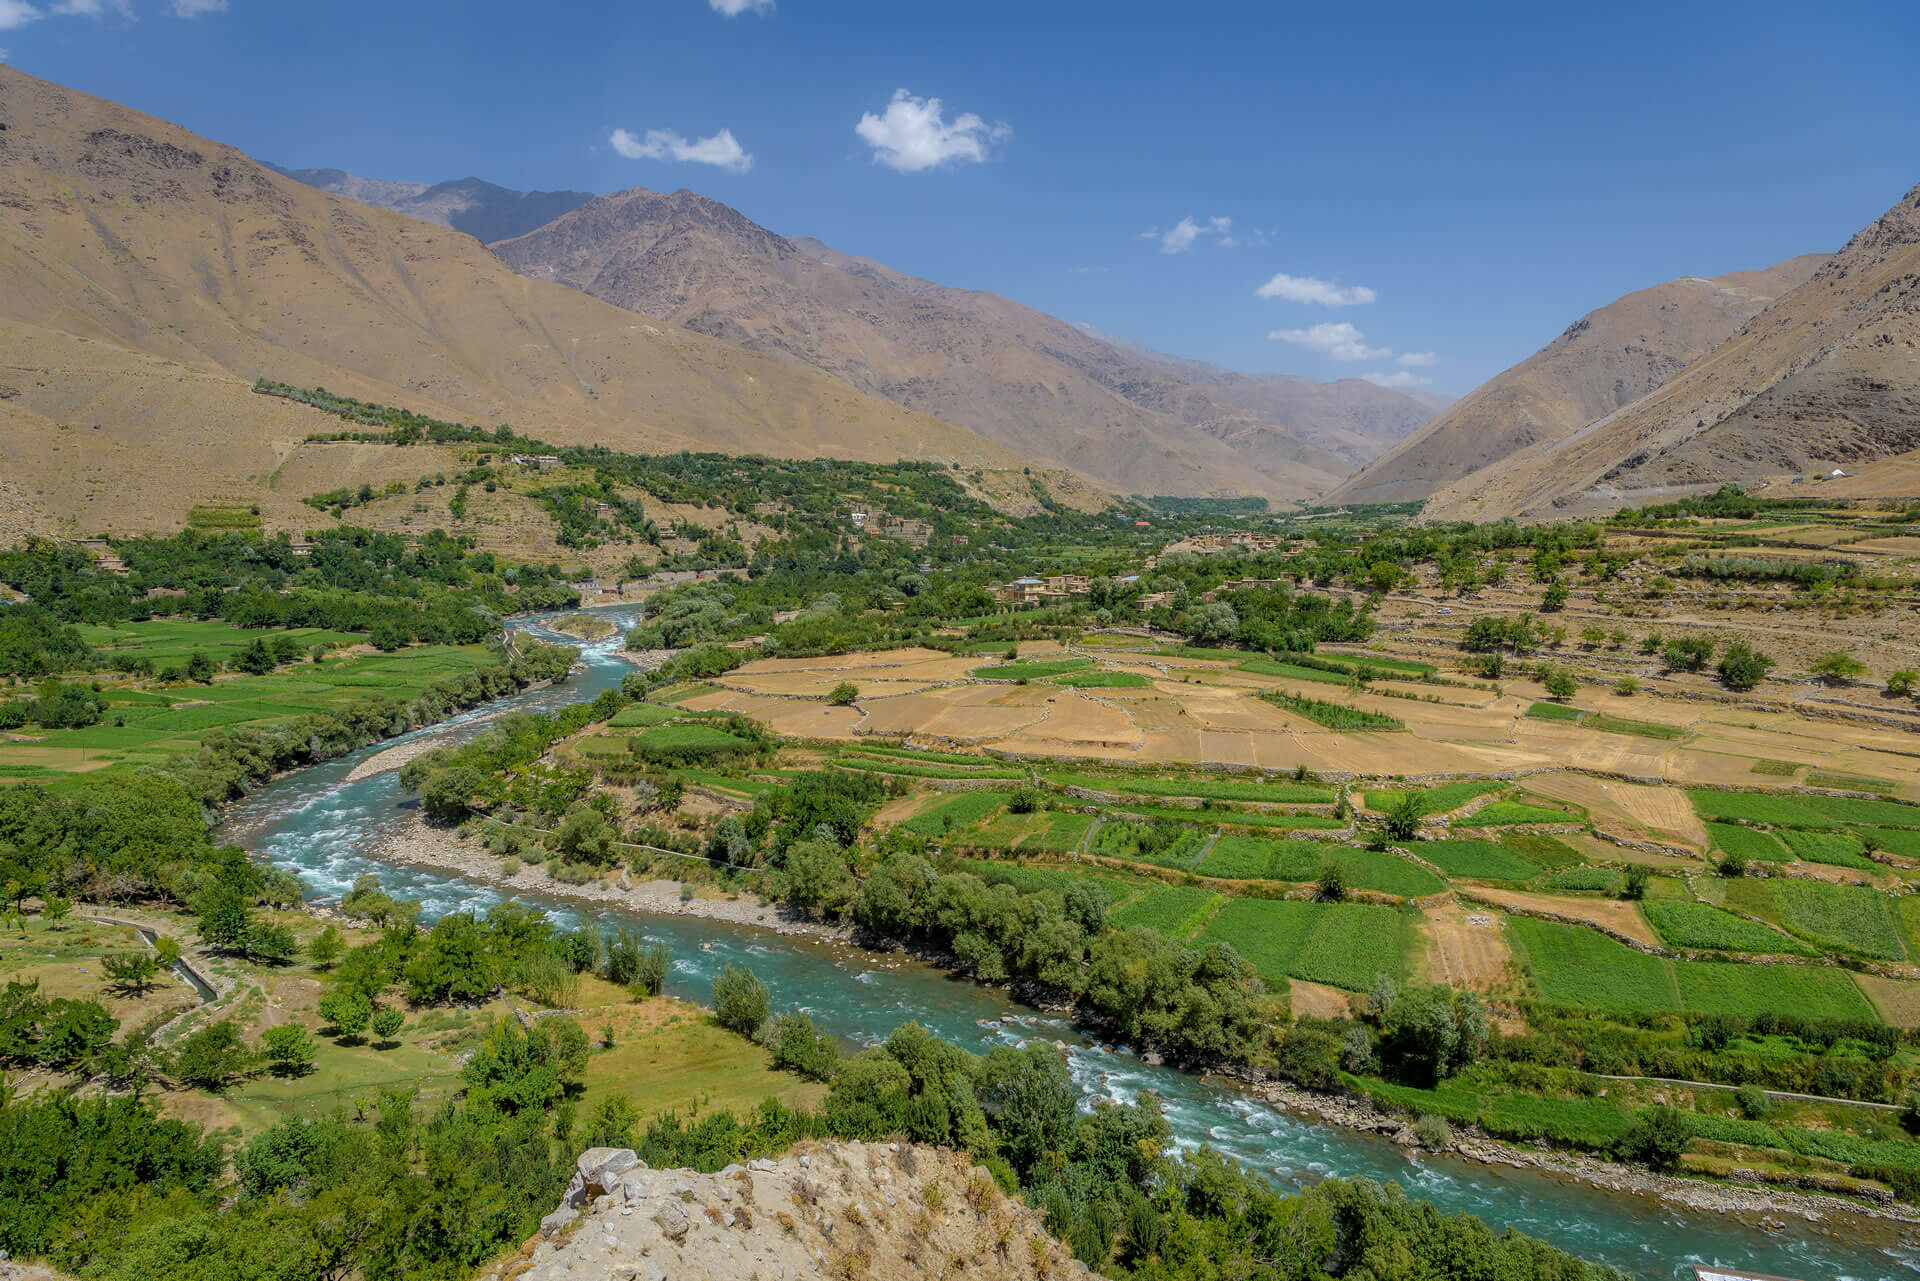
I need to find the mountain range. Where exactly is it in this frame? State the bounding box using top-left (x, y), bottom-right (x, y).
top-left (2, 61), bottom-right (1914, 536)
top-left (0, 64), bottom-right (1026, 535)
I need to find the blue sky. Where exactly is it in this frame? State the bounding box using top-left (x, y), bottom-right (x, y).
top-left (4, 0), bottom-right (1916, 395)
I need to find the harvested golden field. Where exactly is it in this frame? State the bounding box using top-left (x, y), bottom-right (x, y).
top-left (1472, 888), bottom-right (1663, 948)
top-left (1417, 901), bottom-right (1515, 993)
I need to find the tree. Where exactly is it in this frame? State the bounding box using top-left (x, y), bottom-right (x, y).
top-left (171, 1019), bottom-right (252, 1090)
top-left (1614, 676), bottom-right (1639, 697)
top-left (102, 951), bottom-right (160, 994)
top-left (184, 651), bottom-right (216, 683)
top-left (1378, 985), bottom-right (1488, 1086)
top-left (1811, 651), bottom-right (1866, 685)
top-left (1621, 865), bottom-right (1650, 901)
top-left (769, 1011), bottom-right (841, 1082)
top-left (554, 806), bottom-right (619, 866)
top-left (1717, 642), bottom-right (1773, 692)
top-left (419, 765), bottom-right (486, 822)
top-left (1662, 635), bottom-right (1714, 672)
top-left (977, 1042), bottom-right (1076, 1179)
top-left (713, 964), bottom-right (770, 1037)
top-left (244, 920), bottom-right (299, 965)
top-left (1382, 792), bottom-right (1424, 843)
top-left (630, 941), bottom-right (670, 998)
top-left (40, 895), bottom-right (71, 927)
top-left (261, 1025), bottom-right (315, 1078)
top-left (317, 989), bottom-right (371, 1041)
top-left (370, 1007), bottom-right (405, 1046)
top-left (1542, 668), bottom-right (1578, 699)
top-left (1540, 579), bottom-right (1569, 612)
top-left (1888, 669), bottom-right (1919, 697)
top-left (403, 912), bottom-right (496, 1003)
top-left (828, 681), bottom-right (859, 705)
top-left (39, 999), bottom-right (116, 1070)
top-left (1616, 1105), bottom-right (1691, 1171)
top-left (193, 882), bottom-right (254, 953)
top-left (785, 841), bottom-right (857, 918)
top-left (307, 925), bottom-right (345, 969)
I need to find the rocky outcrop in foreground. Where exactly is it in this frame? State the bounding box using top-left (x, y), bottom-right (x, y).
top-left (487, 1142), bottom-right (1093, 1281)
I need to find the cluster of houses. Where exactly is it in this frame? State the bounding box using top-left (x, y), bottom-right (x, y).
top-left (991, 574), bottom-right (1092, 606)
top-left (847, 508), bottom-right (943, 547)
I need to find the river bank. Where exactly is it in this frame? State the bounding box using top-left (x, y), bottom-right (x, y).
top-left (1247, 1078), bottom-right (1920, 1239)
top-left (366, 810), bottom-right (848, 942)
top-left (356, 809), bottom-right (1920, 1241)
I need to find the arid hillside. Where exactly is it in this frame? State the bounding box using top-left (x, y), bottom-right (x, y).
top-left (491, 188), bottom-right (1378, 501)
top-left (0, 66), bottom-right (1036, 534)
top-left (1426, 183), bottom-right (1920, 520)
top-left (1327, 256), bottom-right (1826, 508)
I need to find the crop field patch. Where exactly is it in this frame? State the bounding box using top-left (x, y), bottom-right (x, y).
top-left (1641, 901), bottom-right (1813, 955)
top-left (970, 658), bottom-right (1091, 680)
top-left (1262, 692), bottom-right (1404, 731)
top-left (1771, 880), bottom-right (1906, 960)
top-left (1052, 671), bottom-right (1153, 689)
top-left (1048, 773), bottom-right (1334, 805)
top-left (1706, 822), bottom-right (1791, 861)
top-left (1234, 658), bottom-right (1349, 685)
top-left (1196, 838), bottom-right (1443, 897)
top-left (1802, 795), bottom-right (1920, 829)
top-left (1689, 791), bottom-right (1842, 830)
top-left (1498, 834), bottom-right (1586, 870)
top-left (1525, 701), bottom-right (1583, 722)
top-left (1414, 839), bottom-right (1540, 881)
top-left (1861, 828), bottom-right (1920, 858)
top-left (1778, 829), bottom-right (1877, 870)
top-left (1022, 812), bottom-right (1095, 852)
top-left (1090, 821), bottom-right (1208, 869)
top-left (1467, 801), bottom-right (1576, 827)
top-left (1750, 759), bottom-right (1798, 777)
top-left (1806, 772), bottom-right (1898, 795)
top-left (1364, 781), bottom-right (1507, 816)
top-left (1287, 903), bottom-right (1410, 991)
top-left (1584, 715), bottom-right (1688, 740)
top-left (1537, 866), bottom-right (1623, 894)
top-left (837, 758), bottom-right (1023, 780)
top-left (1673, 961), bottom-right (1876, 1022)
top-left (608, 703), bottom-right (687, 727)
top-left (899, 791), bottom-right (1010, 837)
top-left (1195, 898), bottom-right (1319, 984)
top-left (1108, 885), bottom-right (1222, 940)
top-left (1506, 917), bottom-right (1678, 1014)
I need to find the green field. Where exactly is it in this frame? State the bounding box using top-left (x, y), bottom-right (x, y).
top-left (1583, 715), bottom-right (1688, 740)
top-left (899, 790), bottom-right (1012, 837)
top-left (1690, 790), bottom-right (1842, 829)
top-left (1196, 898), bottom-right (1408, 991)
top-left (1049, 773), bottom-right (1334, 805)
top-left (1778, 829), bottom-right (1877, 870)
top-left (1640, 900), bottom-right (1815, 956)
top-left (1108, 885), bottom-right (1223, 939)
top-left (607, 703), bottom-right (688, 727)
top-left (1720, 879), bottom-right (1906, 961)
top-left (1194, 837), bottom-right (1443, 897)
top-left (1263, 692), bottom-right (1404, 731)
top-left (1413, 839), bottom-right (1540, 881)
top-left (970, 658), bottom-right (1091, 680)
top-left (1801, 795), bottom-right (1920, 828)
top-left (1468, 801), bottom-right (1577, 827)
top-left (1671, 961), bottom-right (1875, 1022)
top-left (0, 641), bottom-right (497, 782)
top-left (836, 757), bottom-right (1024, 780)
top-left (1537, 866), bottom-right (1624, 894)
top-left (1507, 917), bottom-right (1678, 1014)
top-left (1705, 822), bottom-right (1792, 862)
top-left (1052, 671), bottom-right (1153, 689)
top-left (1090, 820), bottom-right (1209, 870)
top-left (1363, 781), bottom-right (1507, 816)
top-left (1524, 701), bottom-right (1583, 722)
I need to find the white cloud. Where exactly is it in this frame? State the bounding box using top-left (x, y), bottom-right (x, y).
top-left (1155, 215), bottom-right (1232, 254)
top-left (1255, 272), bottom-right (1376, 306)
top-left (169, 0), bottom-right (227, 15)
top-left (709, 0), bottom-right (772, 12)
top-left (0, 0), bottom-right (42, 26)
top-left (855, 89), bottom-right (1009, 173)
top-left (1362, 370), bottom-right (1432, 388)
top-left (49, 0), bottom-right (131, 15)
top-left (1270, 321), bottom-right (1390, 361)
top-left (609, 126), bottom-right (753, 173)
top-left (1397, 351), bottom-right (1436, 367)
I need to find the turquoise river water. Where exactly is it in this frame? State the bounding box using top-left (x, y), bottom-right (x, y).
top-left (219, 606), bottom-right (1918, 1280)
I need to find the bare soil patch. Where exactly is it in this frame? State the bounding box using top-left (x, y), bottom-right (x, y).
top-left (1468, 887), bottom-right (1662, 948)
top-left (1418, 900), bottom-right (1515, 993)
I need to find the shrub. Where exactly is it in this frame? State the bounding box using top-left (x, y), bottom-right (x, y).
top-left (1615, 1106), bottom-right (1691, 1170)
top-left (828, 681), bottom-right (859, 705)
top-left (768, 1012), bottom-right (841, 1082)
top-left (370, 1007), bottom-right (405, 1044)
top-left (1735, 1086), bottom-right (1770, 1119)
top-left (1811, 651), bottom-right (1866, 685)
top-left (1662, 636), bottom-right (1714, 672)
top-left (713, 964), bottom-right (770, 1037)
top-left (1316, 861), bottom-right (1348, 902)
top-left (261, 1025), bottom-right (314, 1078)
top-left (1888, 670), bottom-right (1919, 697)
top-left (1412, 1113), bottom-right (1453, 1149)
top-left (1541, 668), bottom-right (1577, 699)
top-left (1621, 865), bottom-right (1650, 901)
top-left (1614, 676), bottom-right (1639, 697)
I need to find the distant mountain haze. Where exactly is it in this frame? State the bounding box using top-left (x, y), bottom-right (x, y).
top-left (265, 164), bottom-right (595, 246)
top-left (1326, 256), bottom-right (1828, 509)
top-left (485, 185), bottom-right (1435, 501)
top-left (1422, 184), bottom-right (1920, 521)
top-left (0, 65), bottom-right (1035, 533)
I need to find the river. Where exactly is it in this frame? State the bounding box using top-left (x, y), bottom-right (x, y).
top-left (219, 606), bottom-right (1917, 1280)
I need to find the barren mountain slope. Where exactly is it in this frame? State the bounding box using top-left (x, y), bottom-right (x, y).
top-left (0, 66), bottom-right (1035, 531)
top-left (1425, 184), bottom-right (1920, 520)
top-left (492, 188), bottom-right (1354, 500)
top-left (1325, 255), bottom-right (1826, 507)
top-left (266, 164), bottom-right (595, 244)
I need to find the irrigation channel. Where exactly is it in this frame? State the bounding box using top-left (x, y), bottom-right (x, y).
top-left (221, 605), bottom-right (1918, 1280)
